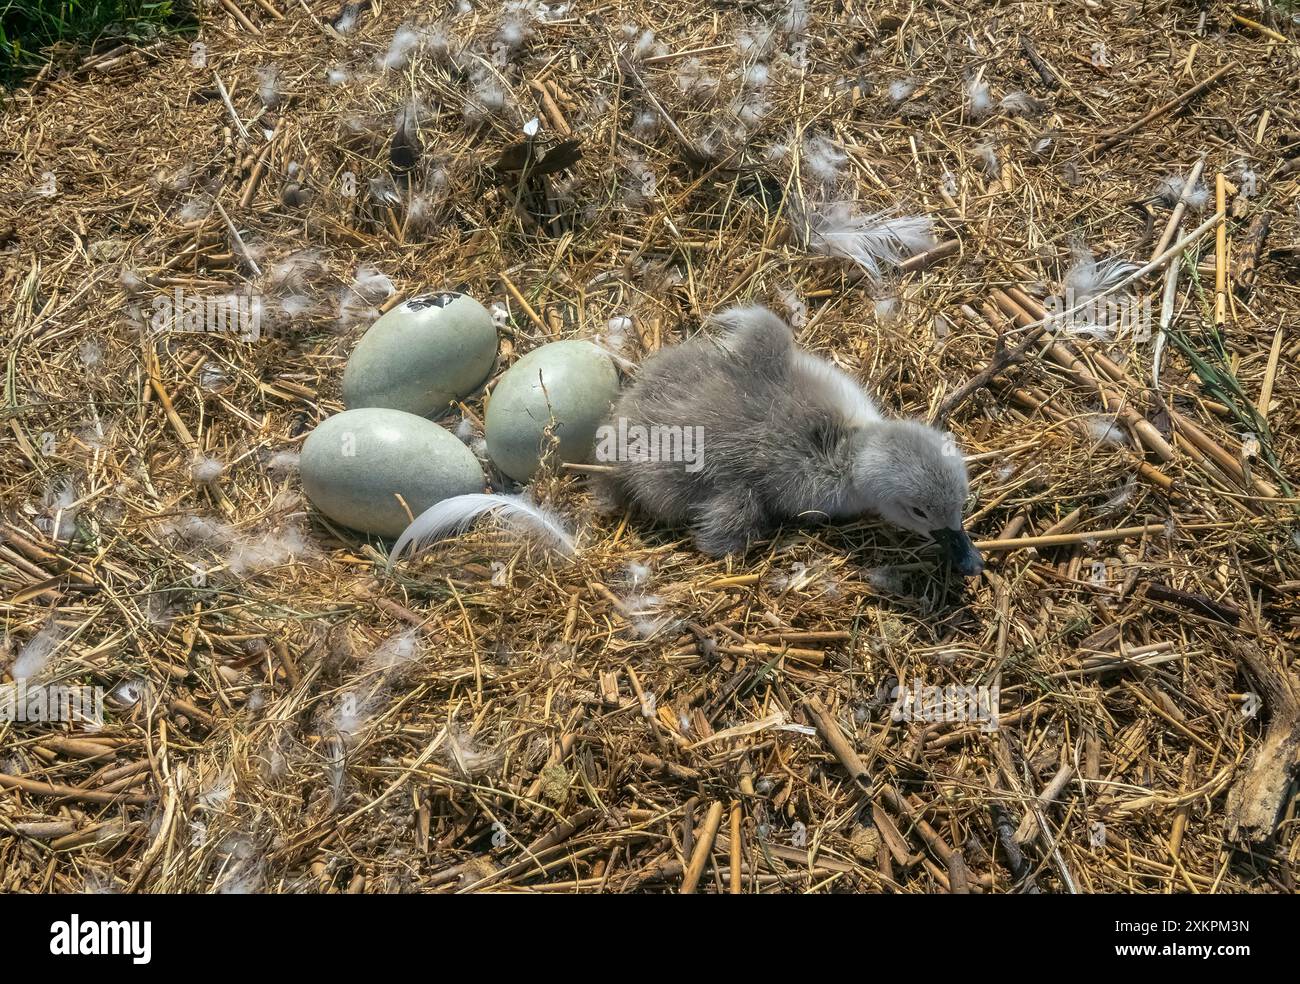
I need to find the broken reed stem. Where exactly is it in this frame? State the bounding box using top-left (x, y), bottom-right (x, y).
top-left (498, 272), bottom-right (548, 333)
top-left (212, 199), bottom-right (262, 276)
top-left (528, 79), bottom-right (572, 135)
top-left (729, 802), bottom-right (742, 894)
top-left (680, 800), bottom-right (725, 893)
top-left (0, 772), bottom-right (154, 806)
top-left (899, 237), bottom-right (960, 274)
top-left (239, 131), bottom-right (280, 209)
top-left (1150, 155), bottom-right (1207, 262)
top-left (219, 0), bottom-right (262, 34)
top-left (211, 70), bottom-right (250, 142)
top-left (1091, 64), bottom-right (1231, 155)
top-left (804, 696), bottom-right (869, 785)
top-left (1257, 324), bottom-right (1283, 420)
top-left (1231, 12), bottom-right (1290, 43)
top-left (975, 521), bottom-right (1236, 552)
top-left (1215, 173), bottom-right (1228, 328)
top-left (1154, 249), bottom-right (1181, 385)
top-left (1013, 763), bottom-right (1075, 845)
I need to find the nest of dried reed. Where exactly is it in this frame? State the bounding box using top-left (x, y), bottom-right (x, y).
top-left (1, 0), bottom-right (1299, 893)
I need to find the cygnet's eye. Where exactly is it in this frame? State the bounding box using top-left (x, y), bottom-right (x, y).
top-left (910, 506), bottom-right (927, 520)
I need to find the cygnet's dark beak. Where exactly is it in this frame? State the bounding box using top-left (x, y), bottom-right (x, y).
top-left (931, 528), bottom-right (984, 577)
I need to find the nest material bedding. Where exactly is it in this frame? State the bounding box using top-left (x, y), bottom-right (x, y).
top-left (1, 0), bottom-right (1299, 893)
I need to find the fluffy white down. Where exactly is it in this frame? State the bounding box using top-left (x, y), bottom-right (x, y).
top-left (790, 349), bottom-right (881, 428)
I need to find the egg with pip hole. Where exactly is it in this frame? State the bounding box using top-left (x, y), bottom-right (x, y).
top-left (342, 291), bottom-right (497, 419)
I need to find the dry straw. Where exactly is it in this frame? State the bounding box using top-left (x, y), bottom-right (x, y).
top-left (0, 0), bottom-right (1297, 893)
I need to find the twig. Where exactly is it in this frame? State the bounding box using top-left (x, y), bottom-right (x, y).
top-left (1150, 155), bottom-right (1207, 261)
top-left (975, 521), bottom-right (1235, 552)
top-left (212, 200), bottom-right (263, 277)
top-left (212, 71), bottom-right (251, 143)
top-left (1143, 582), bottom-right (1242, 624)
top-left (1091, 65), bottom-right (1232, 155)
top-left (1018, 34), bottom-right (1061, 90)
top-left (1013, 764), bottom-right (1075, 845)
top-left (219, 0), bottom-right (262, 34)
top-left (1231, 12), bottom-right (1289, 43)
top-left (618, 56), bottom-right (707, 164)
top-left (1215, 173), bottom-right (1228, 327)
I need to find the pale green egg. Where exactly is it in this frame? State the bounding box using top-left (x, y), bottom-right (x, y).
top-left (342, 292), bottom-right (497, 418)
top-left (485, 340), bottom-right (620, 482)
top-left (300, 408), bottom-right (484, 537)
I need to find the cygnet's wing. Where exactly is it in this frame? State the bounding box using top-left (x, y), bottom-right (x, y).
top-left (711, 306), bottom-right (878, 429)
top-left (709, 306), bottom-right (795, 374)
top-left (788, 349), bottom-right (881, 428)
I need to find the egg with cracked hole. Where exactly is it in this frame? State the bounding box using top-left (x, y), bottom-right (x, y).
top-left (485, 340), bottom-right (620, 482)
top-left (342, 291), bottom-right (497, 418)
top-left (301, 408), bottom-right (484, 537)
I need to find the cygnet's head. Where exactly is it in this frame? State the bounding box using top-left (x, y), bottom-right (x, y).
top-left (852, 420), bottom-right (982, 576)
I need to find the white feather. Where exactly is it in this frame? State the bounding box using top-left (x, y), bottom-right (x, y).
top-left (1155, 174), bottom-right (1209, 211)
top-left (797, 203), bottom-right (935, 283)
top-left (1085, 417), bottom-right (1127, 445)
top-left (783, 0), bottom-right (809, 36)
top-left (13, 623), bottom-right (67, 682)
top-left (801, 134), bottom-right (848, 186)
top-left (736, 23), bottom-right (777, 58)
top-left (975, 139), bottom-right (1000, 177)
top-left (674, 58), bottom-right (718, 100)
top-left (225, 521), bottom-right (315, 575)
top-left (191, 456), bottom-right (225, 485)
top-left (351, 265), bottom-right (394, 303)
top-left (362, 628), bottom-right (422, 677)
top-left (778, 288), bottom-right (807, 328)
top-left (382, 26), bottom-right (423, 70)
top-left (888, 78), bottom-right (916, 103)
top-left (1063, 243), bottom-right (1140, 304)
top-left (389, 493), bottom-right (575, 564)
top-left (265, 451), bottom-right (300, 477)
top-left (257, 65), bottom-right (280, 108)
top-left (999, 90), bottom-right (1044, 117)
top-left (966, 77), bottom-right (991, 118)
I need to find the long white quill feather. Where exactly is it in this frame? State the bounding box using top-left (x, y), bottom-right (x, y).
top-left (388, 493), bottom-right (575, 565)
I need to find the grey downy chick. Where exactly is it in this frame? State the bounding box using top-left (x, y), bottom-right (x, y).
top-left (595, 306), bottom-right (983, 575)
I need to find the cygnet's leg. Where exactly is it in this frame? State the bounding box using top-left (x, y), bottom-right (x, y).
top-left (587, 471), bottom-right (626, 518)
top-left (690, 486), bottom-right (770, 557)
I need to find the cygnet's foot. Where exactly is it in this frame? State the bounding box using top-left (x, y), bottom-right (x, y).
top-left (690, 489), bottom-right (769, 558)
top-left (587, 475), bottom-right (627, 518)
top-left (692, 525), bottom-right (751, 559)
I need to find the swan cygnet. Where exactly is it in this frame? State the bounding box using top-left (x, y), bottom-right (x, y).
top-left (594, 306), bottom-right (984, 576)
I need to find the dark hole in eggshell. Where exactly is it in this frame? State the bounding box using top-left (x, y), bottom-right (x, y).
top-left (405, 292), bottom-right (462, 311)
